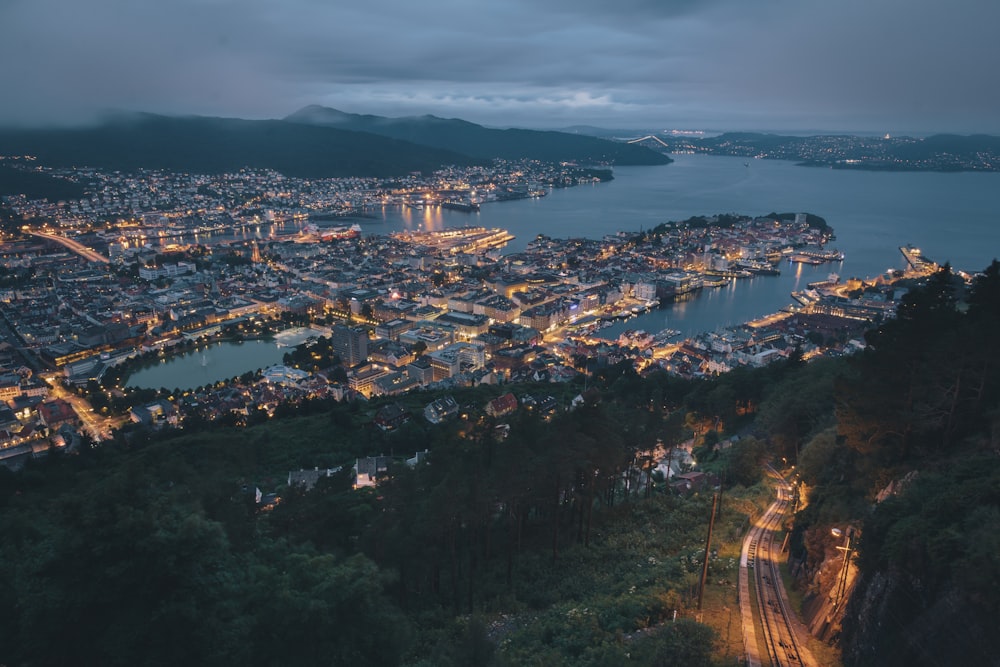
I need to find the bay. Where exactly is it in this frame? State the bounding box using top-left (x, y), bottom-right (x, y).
top-left (355, 154), bottom-right (1000, 338)
top-left (179, 154), bottom-right (1000, 341)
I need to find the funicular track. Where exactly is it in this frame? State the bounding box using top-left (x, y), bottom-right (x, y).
top-left (741, 470), bottom-right (815, 667)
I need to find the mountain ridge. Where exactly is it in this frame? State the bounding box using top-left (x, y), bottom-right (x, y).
top-left (283, 105), bottom-right (672, 166)
top-left (0, 113), bottom-right (481, 179)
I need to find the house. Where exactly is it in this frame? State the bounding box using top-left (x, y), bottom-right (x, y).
top-left (406, 449), bottom-right (430, 467)
top-left (287, 466), bottom-right (343, 492)
top-left (485, 392), bottom-right (518, 418)
top-left (424, 395), bottom-right (459, 424)
top-left (672, 471), bottom-right (708, 494)
top-left (373, 403), bottom-right (409, 432)
top-left (130, 399), bottom-right (178, 427)
top-left (354, 455), bottom-right (393, 488)
top-left (37, 399), bottom-right (78, 430)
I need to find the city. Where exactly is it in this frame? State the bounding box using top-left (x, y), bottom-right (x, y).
top-left (0, 153), bottom-right (923, 466)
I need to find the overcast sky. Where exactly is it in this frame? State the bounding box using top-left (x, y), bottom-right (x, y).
top-left (2, 0), bottom-right (998, 133)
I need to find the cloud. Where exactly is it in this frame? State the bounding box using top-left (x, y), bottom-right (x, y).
top-left (0, 0), bottom-right (997, 132)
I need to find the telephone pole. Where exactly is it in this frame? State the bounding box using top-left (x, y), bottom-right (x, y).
top-left (697, 492), bottom-right (719, 610)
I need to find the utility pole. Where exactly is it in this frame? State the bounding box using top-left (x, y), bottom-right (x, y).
top-left (697, 492), bottom-right (719, 610)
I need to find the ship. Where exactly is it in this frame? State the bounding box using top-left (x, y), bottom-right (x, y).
top-left (734, 259), bottom-right (781, 275)
top-left (790, 247), bottom-right (845, 264)
top-left (441, 200), bottom-right (481, 213)
top-left (320, 224), bottom-right (362, 241)
top-left (302, 223), bottom-right (362, 241)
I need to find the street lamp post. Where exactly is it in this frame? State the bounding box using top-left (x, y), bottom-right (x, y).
top-left (831, 527), bottom-right (855, 608)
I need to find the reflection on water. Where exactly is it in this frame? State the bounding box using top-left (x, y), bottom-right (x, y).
top-left (125, 340), bottom-right (287, 391)
top-left (119, 154), bottom-right (999, 340)
top-left (600, 261), bottom-right (840, 340)
top-left (398, 205), bottom-right (446, 232)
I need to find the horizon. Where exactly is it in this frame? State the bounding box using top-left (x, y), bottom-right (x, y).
top-left (0, 105), bottom-right (989, 140)
top-left (2, 1), bottom-right (997, 135)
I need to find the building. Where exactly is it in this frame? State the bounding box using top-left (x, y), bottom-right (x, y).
top-left (348, 365), bottom-right (389, 397)
top-left (374, 318), bottom-right (413, 341)
top-left (332, 324), bottom-right (369, 366)
top-left (374, 403), bottom-right (409, 431)
top-left (354, 455), bottom-right (393, 488)
top-left (485, 392), bottom-right (518, 418)
top-left (424, 395), bottom-right (459, 424)
top-left (427, 342), bottom-right (487, 382)
top-left (38, 399), bottom-right (78, 430)
top-left (288, 466), bottom-right (343, 491)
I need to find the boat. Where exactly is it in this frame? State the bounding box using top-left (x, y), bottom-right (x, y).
top-left (441, 201), bottom-right (481, 213)
top-left (702, 276), bottom-right (730, 288)
top-left (318, 224), bottom-right (362, 241)
top-left (734, 259), bottom-right (781, 275)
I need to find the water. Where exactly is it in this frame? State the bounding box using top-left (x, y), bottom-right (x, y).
top-left (350, 155), bottom-right (1000, 276)
top-left (145, 155), bottom-right (1000, 367)
top-left (173, 154), bottom-right (1000, 279)
top-left (125, 340), bottom-right (287, 391)
top-left (352, 154), bottom-right (1000, 338)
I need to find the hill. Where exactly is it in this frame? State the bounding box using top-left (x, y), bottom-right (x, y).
top-left (0, 164), bottom-right (89, 200)
top-left (285, 105), bottom-right (672, 166)
top-left (645, 131), bottom-right (1000, 171)
top-left (0, 113), bottom-right (481, 179)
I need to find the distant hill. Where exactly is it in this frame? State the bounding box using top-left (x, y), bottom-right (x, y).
top-left (0, 165), bottom-right (89, 200)
top-left (893, 133), bottom-right (1000, 161)
top-left (0, 114), bottom-right (481, 179)
top-left (647, 131), bottom-right (1000, 171)
top-left (285, 106), bottom-right (672, 166)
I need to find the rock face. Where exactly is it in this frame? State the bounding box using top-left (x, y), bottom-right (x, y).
top-left (841, 569), bottom-right (999, 667)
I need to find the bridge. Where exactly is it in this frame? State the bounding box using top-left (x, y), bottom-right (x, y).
top-left (28, 231), bottom-right (110, 263)
top-left (625, 135), bottom-right (673, 149)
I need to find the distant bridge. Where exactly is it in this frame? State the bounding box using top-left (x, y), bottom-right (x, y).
top-left (625, 135), bottom-right (672, 149)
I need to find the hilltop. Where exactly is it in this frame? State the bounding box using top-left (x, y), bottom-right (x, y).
top-left (0, 113), bottom-right (480, 180)
top-left (285, 105), bottom-right (672, 166)
top-left (0, 109), bottom-right (670, 186)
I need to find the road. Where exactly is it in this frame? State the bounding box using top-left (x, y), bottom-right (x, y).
top-left (739, 468), bottom-right (817, 667)
top-left (41, 373), bottom-right (117, 442)
top-left (28, 231), bottom-right (110, 263)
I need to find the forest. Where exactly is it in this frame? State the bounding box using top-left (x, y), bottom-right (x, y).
top-left (0, 262), bottom-right (997, 666)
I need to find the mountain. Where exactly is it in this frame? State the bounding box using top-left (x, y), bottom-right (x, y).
top-left (285, 105), bottom-right (672, 166)
top-left (0, 113), bottom-right (481, 179)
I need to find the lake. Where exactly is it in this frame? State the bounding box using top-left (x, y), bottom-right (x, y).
top-left (125, 340), bottom-right (287, 391)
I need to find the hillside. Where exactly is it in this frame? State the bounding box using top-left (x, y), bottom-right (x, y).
top-left (0, 114), bottom-right (481, 179)
top-left (0, 164), bottom-right (89, 199)
top-left (787, 262), bottom-right (1000, 666)
top-left (1, 263), bottom-right (996, 665)
top-left (285, 105), bottom-right (672, 166)
top-left (636, 130), bottom-right (1000, 171)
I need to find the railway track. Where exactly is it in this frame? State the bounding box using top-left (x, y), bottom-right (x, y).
top-left (742, 471), bottom-right (816, 667)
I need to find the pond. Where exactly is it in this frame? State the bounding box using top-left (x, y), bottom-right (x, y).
top-left (124, 340), bottom-right (288, 391)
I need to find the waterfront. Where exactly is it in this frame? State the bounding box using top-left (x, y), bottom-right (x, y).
top-left (359, 154), bottom-right (1000, 338)
top-left (125, 340), bottom-right (287, 391)
top-left (145, 154), bottom-right (1000, 350)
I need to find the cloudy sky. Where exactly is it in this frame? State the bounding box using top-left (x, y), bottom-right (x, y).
top-left (2, 0), bottom-right (997, 133)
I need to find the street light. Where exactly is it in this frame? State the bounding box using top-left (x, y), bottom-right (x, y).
top-left (830, 527), bottom-right (855, 609)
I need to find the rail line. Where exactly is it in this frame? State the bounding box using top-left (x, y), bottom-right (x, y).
top-left (741, 469), bottom-right (816, 667)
